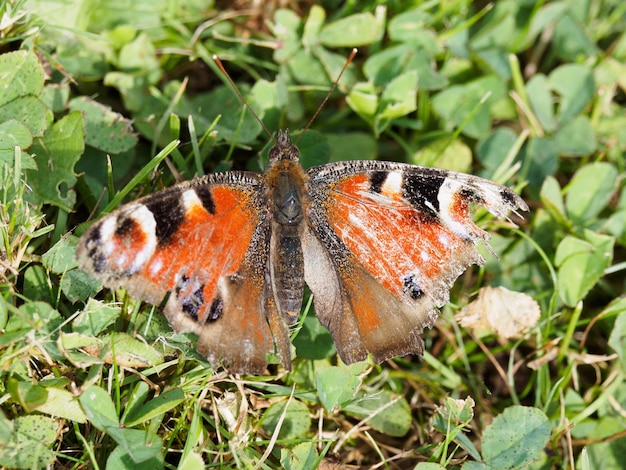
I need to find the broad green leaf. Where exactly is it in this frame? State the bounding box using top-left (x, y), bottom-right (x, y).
top-left (379, 70), bottom-right (418, 120)
top-left (7, 377), bottom-right (48, 413)
top-left (607, 301), bottom-right (626, 373)
top-left (9, 301), bottom-right (63, 335)
top-left (553, 115), bottom-right (597, 156)
top-left (259, 399), bottom-right (311, 440)
top-left (106, 443), bottom-right (165, 470)
top-left (555, 231), bottom-right (614, 307)
top-left (61, 267), bottom-right (103, 303)
top-left (42, 236), bottom-right (80, 273)
top-left (565, 162), bottom-right (617, 225)
top-left (0, 415), bottom-right (58, 468)
top-left (387, 9), bottom-right (434, 43)
top-left (281, 442), bottom-right (319, 470)
top-left (72, 299), bottom-right (120, 336)
top-left (123, 388), bottom-right (185, 427)
top-left (0, 120), bottom-right (35, 167)
top-left (526, 74), bottom-right (556, 132)
top-left (80, 384), bottom-right (120, 430)
top-left (95, 333), bottom-right (164, 367)
top-left (481, 406), bottom-right (551, 469)
top-left (432, 75), bottom-right (505, 139)
top-left (271, 9), bottom-right (303, 63)
top-left (346, 81), bottom-right (379, 119)
top-left (539, 176), bottom-right (568, 227)
top-left (0, 96), bottom-right (50, 138)
top-left (292, 130), bottom-right (331, 169)
top-left (475, 127), bottom-right (518, 174)
top-left (316, 364), bottom-right (363, 411)
top-left (178, 451), bottom-right (204, 470)
top-left (288, 48), bottom-right (330, 87)
top-left (117, 33), bottom-right (160, 82)
top-left (523, 136), bottom-right (558, 189)
top-left (552, 13), bottom-right (598, 62)
top-left (320, 12), bottom-right (382, 47)
top-left (28, 111), bottom-right (84, 210)
top-left (293, 315), bottom-right (335, 360)
top-left (176, 86), bottom-right (263, 144)
top-left (313, 46), bottom-right (358, 90)
top-left (548, 64), bottom-right (595, 124)
top-left (326, 132), bottom-right (377, 162)
top-left (345, 389), bottom-right (411, 437)
top-left (40, 83), bottom-right (70, 112)
top-left (0, 50), bottom-right (45, 106)
top-left (302, 5), bottom-right (325, 48)
top-left (23, 265), bottom-right (54, 305)
top-left (410, 138), bottom-right (472, 173)
top-left (69, 97), bottom-right (138, 153)
top-left (36, 387), bottom-right (88, 423)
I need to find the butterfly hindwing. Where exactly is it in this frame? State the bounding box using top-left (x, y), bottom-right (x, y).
top-left (77, 173), bottom-right (290, 373)
top-left (305, 161), bottom-right (528, 364)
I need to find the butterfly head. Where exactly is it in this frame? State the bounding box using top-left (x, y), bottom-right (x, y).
top-left (269, 129), bottom-right (300, 163)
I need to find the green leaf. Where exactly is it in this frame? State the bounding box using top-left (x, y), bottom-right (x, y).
top-left (293, 315), bottom-right (335, 360)
top-left (379, 70), bottom-right (418, 119)
top-left (35, 386), bottom-right (88, 423)
top-left (80, 384), bottom-right (120, 430)
top-left (539, 176), bottom-right (568, 227)
top-left (319, 12), bottom-right (382, 47)
top-left (271, 8), bottom-right (303, 63)
top-left (345, 389), bottom-right (412, 437)
top-left (410, 138), bottom-right (472, 173)
top-left (553, 115), bottom-right (597, 156)
top-left (7, 377), bottom-right (48, 413)
top-left (42, 236), bottom-right (79, 273)
top-left (526, 74), bottom-right (556, 132)
top-left (73, 299), bottom-right (120, 335)
top-left (387, 8), bottom-right (434, 43)
top-left (0, 415), bottom-right (58, 468)
top-left (0, 120), bottom-right (35, 167)
top-left (107, 428), bottom-right (163, 464)
top-left (260, 399), bottom-right (311, 440)
top-left (0, 50), bottom-right (45, 106)
top-left (481, 406), bottom-right (551, 469)
top-left (106, 443), bottom-right (165, 470)
top-left (97, 333), bottom-right (165, 367)
top-left (124, 388), bottom-right (185, 427)
top-left (316, 364), bottom-right (363, 411)
top-left (606, 299), bottom-right (626, 374)
top-left (432, 75), bottom-right (505, 139)
top-left (0, 96), bottom-right (50, 138)
top-left (281, 442), bottom-right (320, 470)
top-left (523, 136), bottom-right (558, 189)
top-left (326, 132), bottom-right (377, 162)
top-left (346, 81), bottom-right (379, 119)
top-left (565, 162), bottom-right (618, 225)
top-left (69, 97), bottom-right (138, 153)
top-left (28, 111), bottom-right (84, 210)
top-left (555, 231), bottom-right (615, 307)
top-left (548, 64), bottom-right (595, 124)
top-left (61, 267), bottom-right (103, 303)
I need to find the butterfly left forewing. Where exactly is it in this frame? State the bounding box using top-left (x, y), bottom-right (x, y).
top-left (77, 173), bottom-right (290, 373)
top-left (305, 161), bottom-right (527, 365)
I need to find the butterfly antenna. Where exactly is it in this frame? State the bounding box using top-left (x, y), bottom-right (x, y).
top-left (214, 48), bottom-right (357, 146)
top-left (213, 55), bottom-right (277, 144)
top-left (294, 47), bottom-right (358, 146)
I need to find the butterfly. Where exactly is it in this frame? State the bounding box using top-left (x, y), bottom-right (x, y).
top-left (76, 126), bottom-right (527, 374)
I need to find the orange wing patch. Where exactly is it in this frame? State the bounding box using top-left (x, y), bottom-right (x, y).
top-left (326, 174), bottom-right (483, 307)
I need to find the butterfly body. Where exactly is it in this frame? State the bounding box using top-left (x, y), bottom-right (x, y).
top-left (77, 129), bottom-right (527, 374)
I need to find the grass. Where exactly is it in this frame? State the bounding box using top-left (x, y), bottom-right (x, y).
top-left (1, 0), bottom-right (626, 468)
